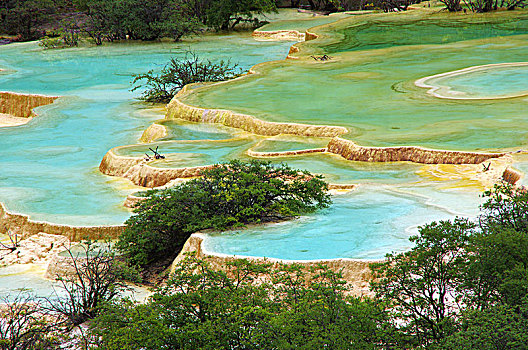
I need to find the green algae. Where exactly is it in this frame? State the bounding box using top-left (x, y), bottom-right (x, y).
top-left (179, 12), bottom-right (528, 150)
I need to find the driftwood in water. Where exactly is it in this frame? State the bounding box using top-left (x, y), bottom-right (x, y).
top-left (148, 146), bottom-right (166, 160)
top-left (310, 54), bottom-right (332, 61)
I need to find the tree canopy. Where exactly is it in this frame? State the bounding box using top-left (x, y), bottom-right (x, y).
top-left (371, 183), bottom-right (528, 348)
top-left (88, 257), bottom-right (396, 349)
top-left (117, 160), bottom-right (331, 267)
top-left (131, 52), bottom-right (240, 103)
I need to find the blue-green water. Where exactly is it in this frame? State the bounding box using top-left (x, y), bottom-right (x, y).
top-left (427, 65), bottom-right (528, 98)
top-left (204, 185), bottom-right (481, 260)
top-left (0, 37), bottom-right (293, 225)
top-left (0, 10), bottom-right (519, 293)
top-left (0, 10), bottom-right (516, 298)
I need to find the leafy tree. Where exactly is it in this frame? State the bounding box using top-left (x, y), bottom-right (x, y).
top-left (0, 0), bottom-right (54, 40)
top-left (461, 184), bottom-right (528, 309)
top-left (204, 0), bottom-right (277, 30)
top-left (39, 18), bottom-right (81, 49)
top-left (305, 0), bottom-right (342, 11)
top-left (131, 52), bottom-right (240, 103)
top-left (440, 302), bottom-right (528, 350)
top-left (117, 160), bottom-right (331, 267)
top-left (371, 183), bottom-right (528, 347)
top-left (78, 0), bottom-right (200, 45)
top-left (370, 219), bottom-right (475, 347)
top-left (88, 257), bottom-right (395, 349)
top-left (438, 0), bottom-right (462, 11)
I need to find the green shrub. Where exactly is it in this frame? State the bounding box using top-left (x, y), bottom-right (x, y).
top-left (88, 257), bottom-right (394, 349)
top-left (131, 52), bottom-right (240, 103)
top-left (116, 160), bottom-right (331, 267)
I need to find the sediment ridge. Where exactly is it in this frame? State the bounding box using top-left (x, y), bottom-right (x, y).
top-left (140, 122), bottom-right (168, 143)
top-left (172, 233), bottom-right (377, 297)
top-left (415, 62), bottom-right (528, 100)
top-left (99, 148), bottom-right (213, 187)
top-left (167, 90), bottom-right (348, 138)
top-left (0, 91), bottom-right (58, 119)
top-left (502, 167), bottom-right (523, 185)
top-left (327, 137), bottom-right (505, 164)
top-left (253, 29), bottom-right (305, 41)
top-left (0, 203), bottom-right (124, 241)
top-left (247, 147), bottom-right (327, 157)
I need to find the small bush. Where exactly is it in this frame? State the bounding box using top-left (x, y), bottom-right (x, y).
top-left (131, 51), bottom-right (241, 103)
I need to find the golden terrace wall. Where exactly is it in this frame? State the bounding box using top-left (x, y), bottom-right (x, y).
top-left (166, 91), bottom-right (348, 138)
top-left (171, 233), bottom-right (378, 297)
top-left (327, 137), bottom-right (505, 164)
top-left (502, 167), bottom-right (523, 185)
top-left (0, 203), bottom-right (124, 241)
top-left (99, 149), bottom-right (213, 188)
top-left (0, 91), bottom-right (58, 118)
top-left (252, 29), bottom-right (305, 41)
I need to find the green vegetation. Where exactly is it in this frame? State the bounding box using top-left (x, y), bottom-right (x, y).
top-left (87, 257), bottom-right (396, 349)
top-left (117, 160), bottom-right (331, 267)
top-left (0, 0), bottom-right (55, 40)
top-left (131, 52), bottom-right (241, 103)
top-left (104, 182), bottom-right (528, 349)
top-left (1, 0), bottom-right (277, 43)
top-left (75, 0), bottom-right (202, 44)
top-left (3, 0), bottom-right (526, 43)
top-left (2, 175), bottom-right (528, 348)
top-left (370, 183), bottom-right (528, 348)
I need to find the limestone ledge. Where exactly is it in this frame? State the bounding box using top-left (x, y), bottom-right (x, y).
top-left (253, 30), bottom-right (305, 41)
top-left (327, 137), bottom-right (505, 164)
top-left (503, 167), bottom-right (523, 185)
top-left (166, 95), bottom-right (348, 138)
top-left (305, 30), bottom-right (318, 41)
top-left (247, 147), bottom-right (327, 157)
top-left (287, 30), bottom-right (318, 59)
top-left (99, 148), bottom-right (213, 188)
top-left (0, 91), bottom-right (58, 119)
top-left (45, 254), bottom-right (78, 280)
top-left (0, 233), bottom-right (69, 267)
top-left (140, 122), bottom-right (168, 143)
top-left (0, 203), bottom-right (124, 242)
top-left (124, 194), bottom-right (145, 208)
top-left (415, 62), bottom-right (528, 100)
top-left (171, 233), bottom-right (378, 297)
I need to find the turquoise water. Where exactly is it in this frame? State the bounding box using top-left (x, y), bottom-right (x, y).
top-left (0, 37), bottom-right (292, 225)
top-left (426, 65), bottom-right (528, 98)
top-left (158, 120), bottom-right (236, 141)
top-left (0, 9), bottom-right (518, 291)
top-left (0, 265), bottom-right (56, 298)
top-left (204, 185), bottom-right (481, 260)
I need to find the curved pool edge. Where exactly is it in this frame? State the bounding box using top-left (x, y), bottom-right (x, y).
top-left (99, 139), bottom-right (514, 189)
top-left (0, 202), bottom-right (124, 242)
top-left (167, 87), bottom-right (349, 137)
top-left (171, 232), bottom-right (379, 297)
top-left (99, 146), bottom-right (214, 187)
top-left (415, 62), bottom-right (528, 100)
top-left (0, 91), bottom-right (59, 126)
